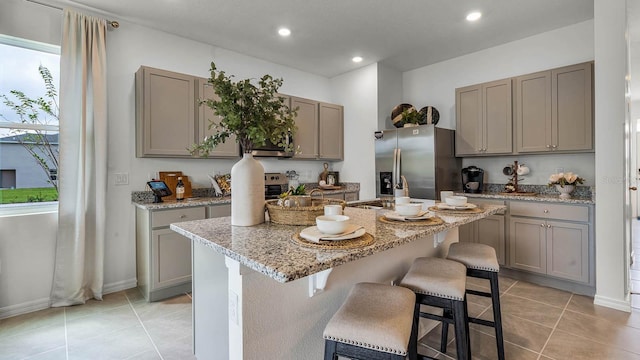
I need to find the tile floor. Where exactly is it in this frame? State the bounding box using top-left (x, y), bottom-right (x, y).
top-left (2, 277), bottom-right (640, 360)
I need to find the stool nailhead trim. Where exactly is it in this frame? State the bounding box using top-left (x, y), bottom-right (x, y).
top-left (323, 336), bottom-right (407, 355)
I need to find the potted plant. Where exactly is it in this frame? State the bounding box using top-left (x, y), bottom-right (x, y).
top-left (192, 62), bottom-right (298, 226)
top-left (548, 172), bottom-right (585, 199)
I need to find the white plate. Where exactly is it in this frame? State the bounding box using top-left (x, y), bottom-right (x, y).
top-left (384, 211), bottom-right (433, 221)
top-left (299, 226), bottom-right (366, 242)
top-left (436, 203), bottom-right (477, 210)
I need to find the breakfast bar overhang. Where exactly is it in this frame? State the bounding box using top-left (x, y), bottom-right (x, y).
top-left (170, 201), bottom-right (506, 360)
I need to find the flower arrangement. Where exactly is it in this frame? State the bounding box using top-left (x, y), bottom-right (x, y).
top-left (547, 172), bottom-right (585, 188)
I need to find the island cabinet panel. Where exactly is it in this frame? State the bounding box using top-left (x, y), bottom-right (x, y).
top-left (515, 62), bottom-right (593, 153)
top-left (455, 79), bottom-right (512, 156)
top-left (508, 201), bottom-right (592, 284)
top-left (459, 199), bottom-right (506, 265)
top-left (136, 66), bottom-right (196, 157)
top-left (136, 203), bottom-right (230, 301)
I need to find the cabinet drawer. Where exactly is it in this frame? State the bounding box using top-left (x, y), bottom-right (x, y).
top-left (510, 201), bottom-right (588, 222)
top-left (151, 207), bottom-right (206, 228)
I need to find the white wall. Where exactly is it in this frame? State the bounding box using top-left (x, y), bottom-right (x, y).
top-left (593, 0), bottom-right (629, 311)
top-left (377, 63), bottom-right (403, 130)
top-left (330, 63), bottom-right (378, 199)
top-left (402, 20), bottom-right (596, 189)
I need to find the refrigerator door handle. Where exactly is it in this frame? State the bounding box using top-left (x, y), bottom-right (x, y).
top-left (392, 148), bottom-right (397, 187)
top-left (396, 148), bottom-right (402, 187)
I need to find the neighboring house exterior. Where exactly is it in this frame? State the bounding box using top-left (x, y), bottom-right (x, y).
top-left (0, 133), bottom-right (58, 189)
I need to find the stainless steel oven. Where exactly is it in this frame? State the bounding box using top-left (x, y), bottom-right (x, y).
top-left (265, 173), bottom-right (288, 199)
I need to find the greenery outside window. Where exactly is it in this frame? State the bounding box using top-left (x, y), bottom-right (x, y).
top-left (0, 34), bottom-right (60, 207)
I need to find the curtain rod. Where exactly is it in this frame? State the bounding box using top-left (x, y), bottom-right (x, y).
top-left (25, 0), bottom-right (120, 28)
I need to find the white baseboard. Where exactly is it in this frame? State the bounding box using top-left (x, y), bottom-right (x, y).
top-left (0, 297), bottom-right (51, 319)
top-left (103, 277), bottom-right (138, 295)
top-left (594, 294), bottom-right (631, 312)
top-left (0, 277), bottom-right (138, 319)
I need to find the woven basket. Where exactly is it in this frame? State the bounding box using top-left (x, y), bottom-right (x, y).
top-left (265, 198), bottom-right (346, 225)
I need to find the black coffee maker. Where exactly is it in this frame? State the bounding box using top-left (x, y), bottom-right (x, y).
top-left (461, 166), bottom-right (484, 193)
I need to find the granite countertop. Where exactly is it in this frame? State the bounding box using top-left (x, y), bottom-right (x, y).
top-left (170, 202), bottom-right (506, 283)
top-left (133, 196), bottom-right (231, 210)
top-left (459, 192), bottom-right (594, 205)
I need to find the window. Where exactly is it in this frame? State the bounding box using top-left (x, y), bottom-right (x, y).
top-left (0, 34), bottom-right (60, 206)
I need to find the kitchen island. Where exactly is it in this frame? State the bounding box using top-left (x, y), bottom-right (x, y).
top-left (170, 201), bottom-right (505, 359)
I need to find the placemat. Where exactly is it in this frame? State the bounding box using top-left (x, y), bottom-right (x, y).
top-left (377, 216), bottom-right (444, 226)
top-left (291, 232), bottom-right (374, 250)
top-left (428, 206), bottom-right (483, 215)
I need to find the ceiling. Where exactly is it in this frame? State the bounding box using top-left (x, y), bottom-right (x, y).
top-left (62, 0), bottom-right (595, 78)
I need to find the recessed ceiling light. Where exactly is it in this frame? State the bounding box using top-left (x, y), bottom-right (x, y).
top-left (352, 56), bottom-right (363, 63)
top-left (278, 28), bottom-right (291, 37)
top-left (466, 11), bottom-right (482, 22)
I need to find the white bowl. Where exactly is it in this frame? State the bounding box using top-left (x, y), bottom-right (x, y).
top-left (316, 215), bottom-right (350, 235)
top-left (445, 196), bottom-right (468, 206)
top-left (395, 196), bottom-right (411, 205)
top-left (395, 203), bottom-right (422, 216)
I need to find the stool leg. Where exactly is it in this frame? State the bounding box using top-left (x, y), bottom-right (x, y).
top-left (463, 295), bottom-right (472, 360)
top-left (440, 309), bottom-right (450, 353)
top-left (489, 272), bottom-right (505, 360)
top-left (452, 300), bottom-right (470, 360)
top-left (408, 302), bottom-right (419, 360)
top-left (324, 340), bottom-right (337, 360)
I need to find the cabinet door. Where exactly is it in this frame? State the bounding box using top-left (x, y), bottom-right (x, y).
top-left (515, 71), bottom-right (552, 153)
top-left (318, 103), bottom-right (344, 160)
top-left (152, 228), bottom-right (192, 289)
top-left (458, 223), bottom-right (475, 244)
top-left (291, 97), bottom-right (319, 159)
top-left (455, 85), bottom-right (483, 156)
top-left (137, 67), bottom-right (196, 157)
top-left (509, 217), bottom-right (546, 274)
top-left (552, 62), bottom-right (593, 152)
top-left (546, 221), bottom-right (589, 283)
top-left (483, 79), bottom-right (512, 154)
top-left (477, 215), bottom-right (506, 266)
top-left (196, 79), bottom-right (239, 158)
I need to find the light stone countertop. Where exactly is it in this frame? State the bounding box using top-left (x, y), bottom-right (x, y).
top-left (170, 202), bottom-right (506, 283)
top-left (132, 196), bottom-right (231, 210)
top-left (459, 192), bottom-right (594, 205)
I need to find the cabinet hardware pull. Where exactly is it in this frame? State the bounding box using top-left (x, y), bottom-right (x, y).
top-left (630, 187), bottom-right (638, 191)
top-left (543, 209), bottom-right (549, 213)
top-left (552, 145), bottom-right (557, 149)
top-left (180, 215), bottom-right (187, 218)
top-left (541, 223), bottom-right (545, 227)
top-left (547, 224), bottom-right (551, 228)
top-left (546, 145), bottom-right (551, 148)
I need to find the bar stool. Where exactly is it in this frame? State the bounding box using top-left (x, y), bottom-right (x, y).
top-left (400, 257), bottom-right (471, 360)
top-left (446, 242), bottom-right (504, 360)
top-left (323, 282), bottom-right (418, 360)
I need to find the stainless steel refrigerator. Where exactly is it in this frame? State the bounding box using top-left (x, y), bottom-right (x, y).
top-left (375, 125), bottom-right (461, 200)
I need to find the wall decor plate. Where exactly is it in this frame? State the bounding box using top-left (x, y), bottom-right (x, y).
top-left (391, 103), bottom-right (415, 128)
top-left (419, 106), bottom-right (439, 125)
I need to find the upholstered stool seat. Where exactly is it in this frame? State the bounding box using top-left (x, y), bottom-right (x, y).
top-left (447, 242), bottom-right (505, 360)
top-left (400, 257), bottom-right (471, 360)
top-left (323, 282), bottom-right (418, 360)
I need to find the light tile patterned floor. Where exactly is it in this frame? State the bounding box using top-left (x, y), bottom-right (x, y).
top-left (2, 278), bottom-right (640, 360)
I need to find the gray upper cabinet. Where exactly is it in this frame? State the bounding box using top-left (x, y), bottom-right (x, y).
top-left (291, 97), bottom-right (320, 159)
top-left (455, 79), bottom-right (512, 156)
top-left (319, 102), bottom-right (344, 160)
top-left (136, 66), bottom-right (196, 157)
top-left (196, 78), bottom-right (240, 157)
top-left (292, 97), bottom-right (344, 160)
top-left (515, 62), bottom-right (593, 153)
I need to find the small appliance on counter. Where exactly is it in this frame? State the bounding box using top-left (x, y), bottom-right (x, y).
top-left (461, 166), bottom-right (484, 193)
top-left (265, 172), bottom-right (288, 199)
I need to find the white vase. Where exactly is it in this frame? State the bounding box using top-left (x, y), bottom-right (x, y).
top-left (231, 153), bottom-right (265, 226)
top-left (555, 184), bottom-right (575, 199)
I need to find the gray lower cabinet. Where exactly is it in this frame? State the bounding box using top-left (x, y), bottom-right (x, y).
top-left (136, 203), bottom-right (231, 301)
top-left (459, 199), bottom-right (506, 265)
top-left (509, 201), bottom-right (591, 284)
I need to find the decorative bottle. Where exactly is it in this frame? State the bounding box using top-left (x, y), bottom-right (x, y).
top-left (176, 177), bottom-right (185, 201)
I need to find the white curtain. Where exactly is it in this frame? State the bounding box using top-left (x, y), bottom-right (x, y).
top-left (50, 9), bottom-right (108, 307)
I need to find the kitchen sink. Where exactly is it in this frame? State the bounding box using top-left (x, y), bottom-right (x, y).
top-left (346, 198), bottom-right (394, 209)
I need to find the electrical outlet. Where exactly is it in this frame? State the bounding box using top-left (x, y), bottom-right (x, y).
top-left (114, 173), bottom-right (129, 185)
top-left (229, 291), bottom-right (238, 325)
